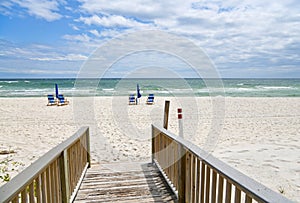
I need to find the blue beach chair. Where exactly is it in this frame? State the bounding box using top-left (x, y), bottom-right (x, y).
top-left (146, 94), bottom-right (154, 105)
top-left (47, 94), bottom-right (57, 106)
top-left (57, 94), bottom-right (69, 106)
top-left (129, 94), bottom-right (136, 105)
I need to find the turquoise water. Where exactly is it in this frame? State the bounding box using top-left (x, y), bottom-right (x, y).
top-left (0, 78), bottom-right (299, 97)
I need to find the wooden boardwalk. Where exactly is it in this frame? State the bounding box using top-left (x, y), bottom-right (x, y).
top-left (0, 125), bottom-right (292, 203)
top-left (74, 162), bottom-right (177, 202)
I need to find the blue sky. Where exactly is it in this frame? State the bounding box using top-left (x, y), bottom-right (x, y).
top-left (0, 0), bottom-right (299, 78)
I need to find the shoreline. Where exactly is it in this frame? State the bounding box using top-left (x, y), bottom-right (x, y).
top-left (0, 97), bottom-right (299, 201)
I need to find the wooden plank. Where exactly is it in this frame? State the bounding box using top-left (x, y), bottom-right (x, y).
top-left (205, 165), bottom-right (211, 203)
top-left (80, 177), bottom-right (163, 187)
top-left (71, 144), bottom-right (75, 192)
top-left (165, 137), bottom-right (170, 177)
top-left (50, 163), bottom-right (56, 202)
top-left (152, 125), bottom-right (156, 162)
top-left (41, 171), bottom-right (47, 202)
top-left (178, 144), bottom-right (186, 202)
top-left (169, 141), bottom-right (175, 186)
top-left (83, 171), bottom-right (161, 181)
top-left (12, 196), bottom-right (19, 203)
top-left (196, 158), bottom-right (200, 203)
top-left (21, 188), bottom-right (27, 203)
top-left (59, 150), bottom-right (70, 203)
top-left (185, 152), bottom-right (191, 203)
top-left (53, 159), bottom-right (60, 203)
top-left (200, 161), bottom-right (205, 203)
top-left (211, 169), bottom-right (217, 203)
top-left (163, 135), bottom-right (167, 172)
top-left (72, 142), bottom-right (77, 191)
top-left (68, 148), bottom-right (73, 193)
top-left (174, 142), bottom-right (178, 189)
top-left (85, 129), bottom-right (91, 168)
top-left (79, 182), bottom-right (170, 192)
top-left (235, 186), bottom-right (241, 203)
top-left (191, 154), bottom-right (196, 203)
top-left (46, 167), bottom-right (51, 203)
top-left (218, 175), bottom-right (224, 203)
top-left (29, 182), bottom-right (35, 202)
top-left (36, 175), bottom-right (41, 202)
top-left (158, 133), bottom-right (162, 164)
top-left (245, 194), bottom-right (252, 203)
top-left (225, 180), bottom-right (232, 203)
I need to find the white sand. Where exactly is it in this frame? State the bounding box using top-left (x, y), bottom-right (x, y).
top-left (0, 97), bottom-right (299, 201)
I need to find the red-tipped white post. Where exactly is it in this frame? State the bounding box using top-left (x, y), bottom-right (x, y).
top-left (178, 108), bottom-right (183, 138)
top-left (177, 108), bottom-right (186, 202)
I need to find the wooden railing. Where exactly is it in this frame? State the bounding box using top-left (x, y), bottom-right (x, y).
top-left (0, 127), bottom-right (90, 203)
top-left (152, 124), bottom-right (293, 203)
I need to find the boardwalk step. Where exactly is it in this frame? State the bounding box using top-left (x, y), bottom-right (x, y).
top-left (74, 162), bottom-right (177, 202)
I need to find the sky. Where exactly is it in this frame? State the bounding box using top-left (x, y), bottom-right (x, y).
top-left (0, 0), bottom-right (300, 78)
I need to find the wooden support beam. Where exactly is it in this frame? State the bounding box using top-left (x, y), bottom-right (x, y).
top-left (163, 100), bottom-right (170, 129)
top-left (59, 150), bottom-right (70, 203)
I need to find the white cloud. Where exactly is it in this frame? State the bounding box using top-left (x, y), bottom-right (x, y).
top-left (89, 29), bottom-right (100, 37)
top-left (30, 53), bottom-right (88, 61)
top-left (78, 14), bottom-right (152, 28)
top-left (0, 66), bottom-right (78, 75)
top-left (99, 29), bottom-right (123, 38)
top-left (0, 40), bottom-right (88, 63)
top-left (78, 0), bottom-right (163, 17)
top-left (70, 24), bottom-right (80, 31)
top-left (63, 34), bottom-right (90, 42)
top-left (2, 0), bottom-right (63, 21)
top-left (73, 0), bottom-right (300, 77)
top-left (1, 0), bottom-right (300, 77)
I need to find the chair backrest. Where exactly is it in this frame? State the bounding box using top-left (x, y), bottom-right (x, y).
top-left (59, 98), bottom-right (65, 103)
top-left (148, 94), bottom-right (154, 99)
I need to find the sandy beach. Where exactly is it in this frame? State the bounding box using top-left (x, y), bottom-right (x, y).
top-left (0, 96), bottom-right (299, 201)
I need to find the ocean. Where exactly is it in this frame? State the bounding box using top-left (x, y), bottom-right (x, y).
top-left (0, 78), bottom-right (299, 97)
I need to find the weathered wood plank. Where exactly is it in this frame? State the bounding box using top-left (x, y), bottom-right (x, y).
top-left (218, 174), bottom-right (224, 203)
top-left (74, 162), bottom-right (177, 202)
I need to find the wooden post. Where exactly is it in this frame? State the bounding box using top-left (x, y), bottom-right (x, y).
top-left (151, 125), bottom-right (155, 163)
top-left (177, 108), bottom-right (186, 202)
top-left (178, 144), bottom-right (186, 203)
top-left (59, 150), bottom-right (70, 203)
top-left (178, 108), bottom-right (183, 138)
top-left (85, 128), bottom-right (91, 168)
top-left (163, 100), bottom-right (170, 129)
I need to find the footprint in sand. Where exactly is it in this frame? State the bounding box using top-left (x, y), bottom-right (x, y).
top-left (264, 159), bottom-right (274, 163)
top-left (257, 148), bottom-right (268, 152)
top-left (277, 159), bottom-right (290, 163)
top-left (274, 147), bottom-right (284, 151)
top-left (237, 149), bottom-right (249, 153)
top-left (262, 163), bottom-right (280, 170)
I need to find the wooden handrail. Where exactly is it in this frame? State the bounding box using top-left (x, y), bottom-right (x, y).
top-left (0, 127), bottom-right (90, 203)
top-left (152, 124), bottom-right (293, 203)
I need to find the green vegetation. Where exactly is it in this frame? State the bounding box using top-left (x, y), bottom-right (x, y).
top-left (278, 186), bottom-right (285, 194)
top-left (0, 154), bottom-right (24, 183)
